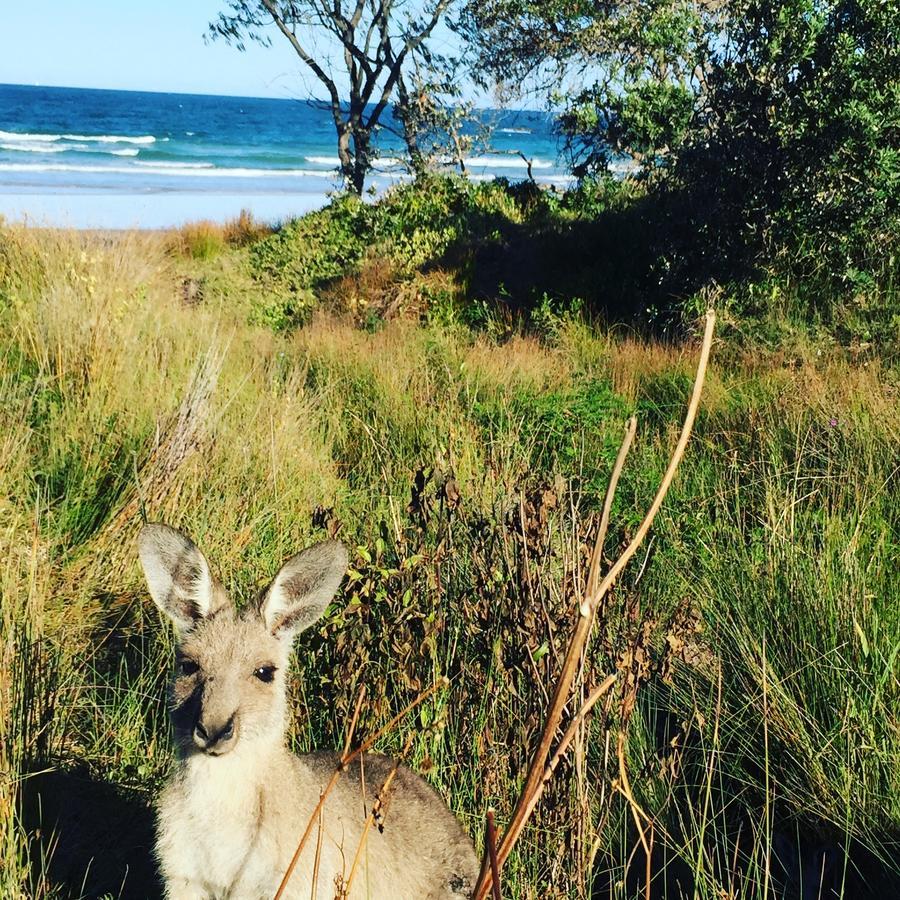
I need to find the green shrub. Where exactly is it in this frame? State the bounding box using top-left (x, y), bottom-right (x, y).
top-left (249, 193), bottom-right (374, 294)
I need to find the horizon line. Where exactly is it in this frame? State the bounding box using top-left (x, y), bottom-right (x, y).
top-left (0, 81), bottom-right (548, 114)
top-left (0, 80), bottom-right (337, 104)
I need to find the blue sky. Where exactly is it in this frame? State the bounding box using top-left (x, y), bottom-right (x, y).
top-left (0, 1), bottom-right (367, 99)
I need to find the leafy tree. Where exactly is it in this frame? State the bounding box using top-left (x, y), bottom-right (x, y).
top-left (211, 0), bottom-right (455, 193)
top-left (666, 0), bottom-right (900, 291)
top-left (460, 0), bottom-right (725, 171)
top-left (462, 0), bottom-right (900, 292)
top-left (394, 55), bottom-right (492, 175)
top-left (765, 0), bottom-right (900, 283)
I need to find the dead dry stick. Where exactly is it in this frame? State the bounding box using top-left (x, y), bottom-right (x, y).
top-left (486, 809), bottom-right (502, 900)
top-left (471, 416), bottom-right (637, 895)
top-left (588, 415), bottom-right (638, 599)
top-left (472, 415), bottom-right (637, 895)
top-left (617, 730), bottom-right (653, 880)
top-left (274, 677), bottom-right (448, 900)
top-left (514, 674), bottom-right (618, 834)
top-left (343, 732), bottom-right (414, 895)
top-left (310, 805), bottom-right (324, 900)
top-left (580, 309), bottom-right (716, 617)
top-left (545, 677), bottom-right (618, 790)
top-left (472, 310), bottom-right (716, 900)
top-left (344, 684), bottom-right (367, 758)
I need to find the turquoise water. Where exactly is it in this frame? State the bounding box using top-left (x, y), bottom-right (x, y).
top-left (0, 83), bottom-right (567, 227)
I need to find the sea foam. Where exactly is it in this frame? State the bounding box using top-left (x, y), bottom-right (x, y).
top-left (0, 142), bottom-right (68, 154)
top-left (135, 160), bottom-right (215, 169)
top-left (464, 155), bottom-right (552, 170)
top-left (0, 130), bottom-right (156, 145)
top-left (63, 133), bottom-right (157, 144)
top-left (0, 162), bottom-right (336, 179)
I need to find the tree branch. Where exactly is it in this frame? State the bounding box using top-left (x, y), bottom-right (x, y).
top-left (259, 0), bottom-right (343, 112)
top-left (365, 0), bottom-right (453, 127)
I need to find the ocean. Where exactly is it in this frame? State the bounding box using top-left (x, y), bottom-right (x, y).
top-left (0, 83), bottom-right (567, 228)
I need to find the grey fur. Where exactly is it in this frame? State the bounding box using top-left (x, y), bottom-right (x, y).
top-left (138, 523), bottom-right (478, 899)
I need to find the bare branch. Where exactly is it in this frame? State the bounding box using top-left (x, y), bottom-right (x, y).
top-left (215, 0), bottom-right (461, 192)
top-left (365, 0), bottom-right (453, 127)
top-left (471, 310), bottom-right (717, 899)
top-left (259, 0), bottom-right (342, 112)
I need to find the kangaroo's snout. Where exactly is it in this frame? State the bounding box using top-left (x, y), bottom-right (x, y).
top-left (193, 713), bottom-right (238, 755)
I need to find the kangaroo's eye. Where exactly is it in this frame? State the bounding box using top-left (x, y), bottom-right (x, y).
top-left (179, 659), bottom-right (200, 677)
top-left (253, 665), bottom-right (276, 683)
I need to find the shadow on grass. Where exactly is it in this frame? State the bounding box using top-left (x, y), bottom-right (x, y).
top-left (19, 762), bottom-right (161, 899)
top-left (449, 206), bottom-right (657, 322)
top-left (591, 819), bottom-right (900, 900)
top-left (417, 185), bottom-right (684, 332)
top-left (415, 177), bottom-right (774, 334)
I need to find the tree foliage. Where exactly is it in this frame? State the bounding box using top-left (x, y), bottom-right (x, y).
top-left (462, 0), bottom-right (900, 291)
top-left (394, 54), bottom-right (491, 176)
top-left (211, 0), bottom-right (455, 193)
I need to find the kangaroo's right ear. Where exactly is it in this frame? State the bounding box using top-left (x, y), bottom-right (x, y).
top-left (260, 541), bottom-right (348, 639)
top-left (138, 524), bottom-right (226, 633)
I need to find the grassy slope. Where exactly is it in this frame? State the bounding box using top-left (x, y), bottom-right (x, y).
top-left (1, 198), bottom-right (898, 898)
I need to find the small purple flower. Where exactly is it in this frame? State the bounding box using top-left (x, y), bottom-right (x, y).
top-left (828, 417), bottom-right (838, 428)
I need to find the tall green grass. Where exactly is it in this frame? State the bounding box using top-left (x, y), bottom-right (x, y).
top-left (1, 220), bottom-right (897, 898)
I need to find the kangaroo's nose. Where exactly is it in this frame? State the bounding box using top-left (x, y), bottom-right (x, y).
top-left (193, 715), bottom-right (238, 755)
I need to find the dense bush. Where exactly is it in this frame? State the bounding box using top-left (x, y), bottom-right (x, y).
top-left (463, 0), bottom-right (900, 326)
top-left (666, 0), bottom-right (900, 293)
top-left (235, 154), bottom-right (897, 351)
top-left (245, 176), bottom-right (584, 330)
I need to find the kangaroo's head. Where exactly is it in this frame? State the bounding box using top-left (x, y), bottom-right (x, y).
top-left (138, 523), bottom-right (347, 759)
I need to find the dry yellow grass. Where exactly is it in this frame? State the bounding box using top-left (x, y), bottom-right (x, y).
top-left (165, 209), bottom-right (273, 259)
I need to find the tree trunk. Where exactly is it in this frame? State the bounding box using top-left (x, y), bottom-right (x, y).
top-left (212, 0), bottom-right (458, 199)
top-left (337, 126), bottom-right (355, 192)
top-left (350, 128), bottom-right (371, 195)
top-left (397, 78), bottom-right (427, 178)
top-left (452, 130), bottom-right (467, 175)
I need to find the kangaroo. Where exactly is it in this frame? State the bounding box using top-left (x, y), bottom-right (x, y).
top-left (138, 523), bottom-right (479, 900)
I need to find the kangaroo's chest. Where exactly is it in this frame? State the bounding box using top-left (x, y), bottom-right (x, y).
top-left (157, 761), bottom-right (286, 897)
top-left (155, 756), bottom-right (435, 899)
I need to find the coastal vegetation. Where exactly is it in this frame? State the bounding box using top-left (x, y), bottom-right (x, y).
top-left (464, 0), bottom-right (900, 292)
top-left (1, 0), bottom-right (898, 896)
top-left (1, 170), bottom-right (898, 896)
top-left (214, 0), bottom-right (900, 319)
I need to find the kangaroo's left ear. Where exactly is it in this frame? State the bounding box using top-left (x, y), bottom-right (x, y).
top-left (260, 541), bottom-right (348, 638)
top-left (138, 523), bottom-right (230, 633)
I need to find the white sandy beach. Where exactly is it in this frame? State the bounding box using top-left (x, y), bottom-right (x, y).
top-left (0, 190), bottom-right (331, 229)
